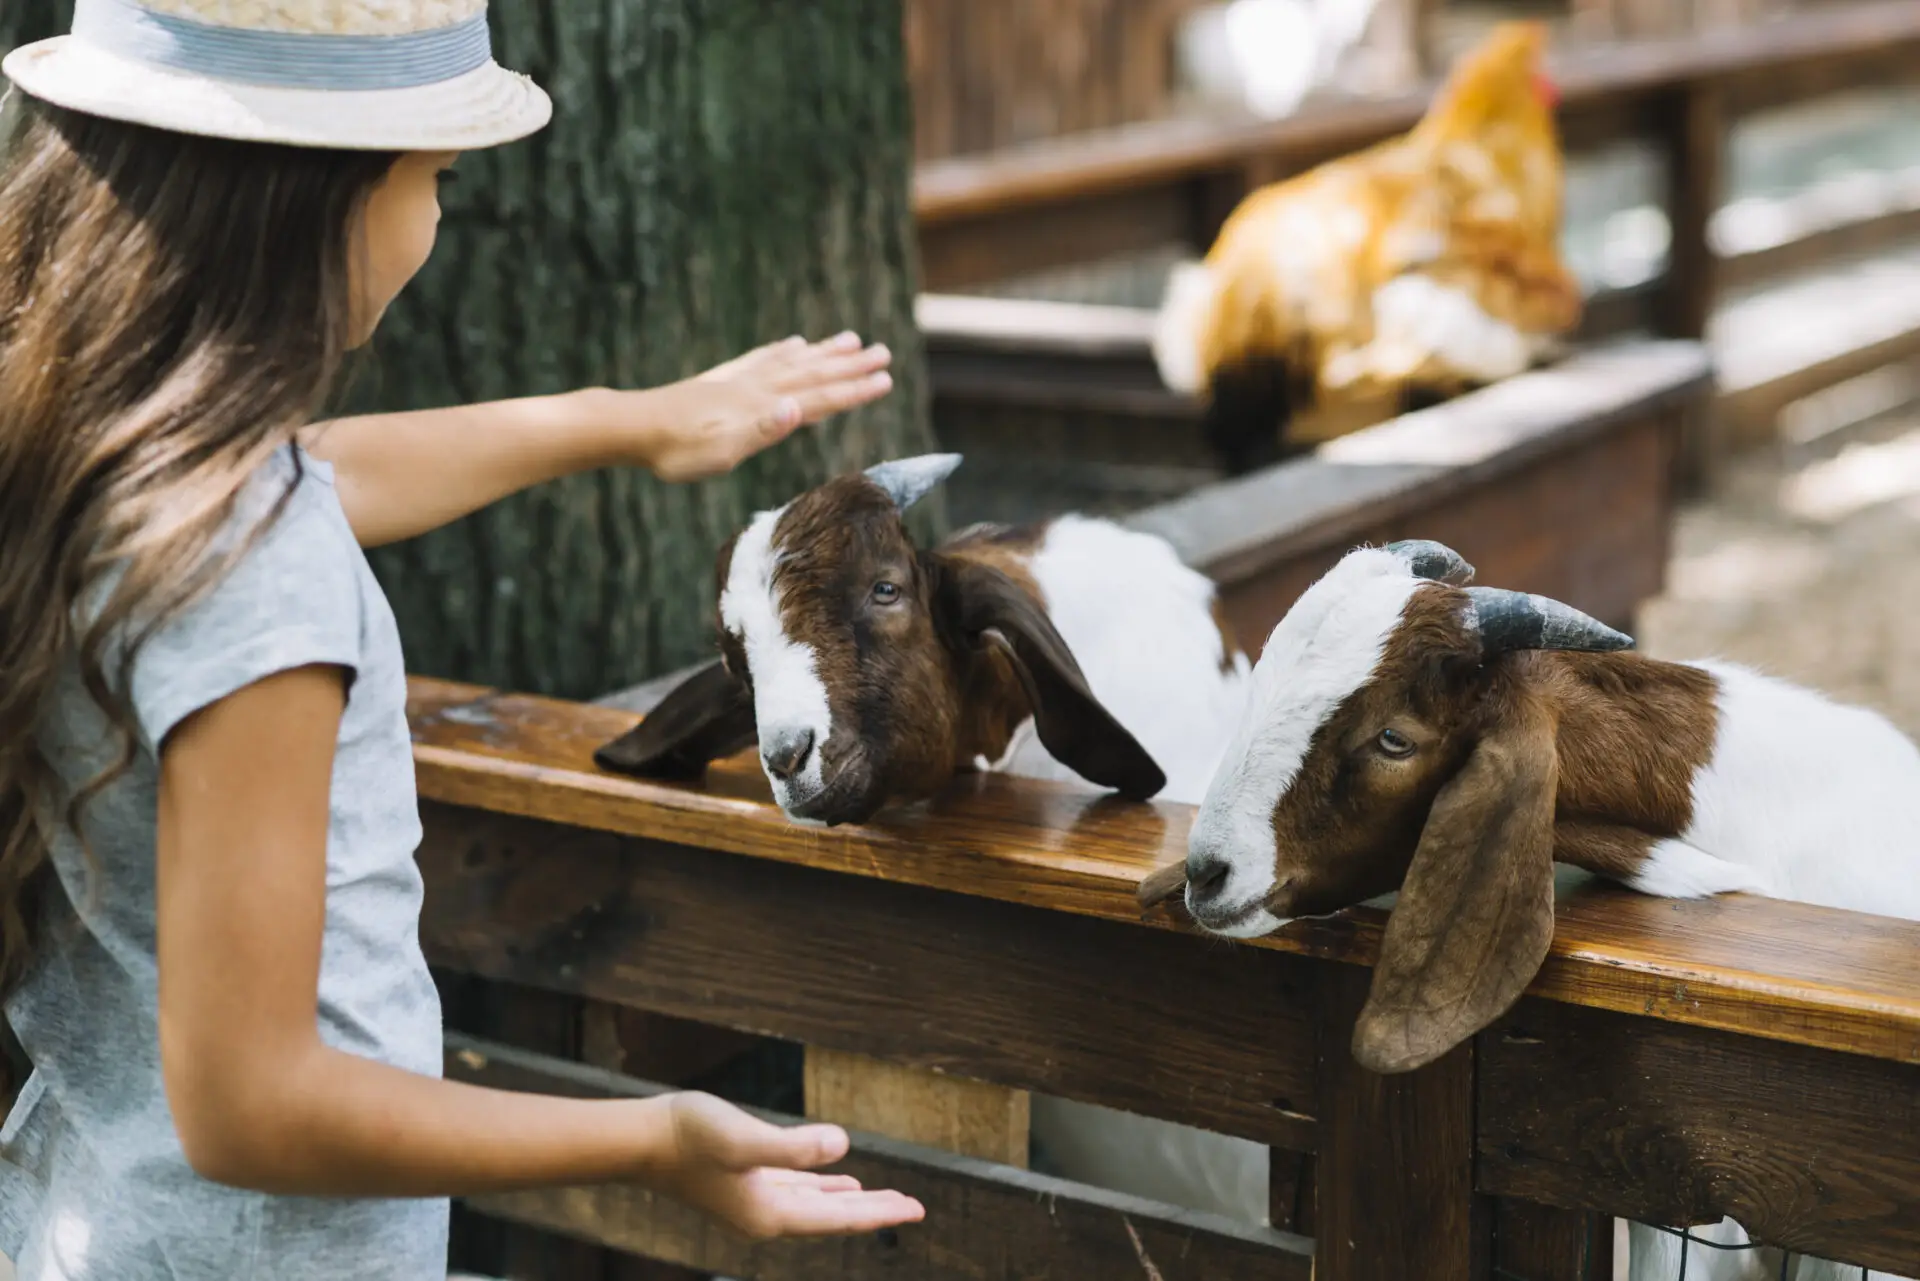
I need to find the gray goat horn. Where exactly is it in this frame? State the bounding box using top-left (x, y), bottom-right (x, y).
top-left (1466, 587), bottom-right (1635, 655)
top-left (1386, 540), bottom-right (1475, 585)
top-left (864, 454), bottom-right (963, 511)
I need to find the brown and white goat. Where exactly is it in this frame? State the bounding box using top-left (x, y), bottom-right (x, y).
top-left (1143, 539), bottom-right (1920, 1279)
top-left (594, 454), bottom-right (1279, 1225)
top-left (594, 453), bottom-right (1253, 822)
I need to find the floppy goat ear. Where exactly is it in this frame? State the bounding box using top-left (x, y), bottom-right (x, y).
top-left (1352, 705), bottom-right (1559, 1074)
top-left (934, 555), bottom-right (1167, 801)
top-left (594, 659), bottom-right (757, 780)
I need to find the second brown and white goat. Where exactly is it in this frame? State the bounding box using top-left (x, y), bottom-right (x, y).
top-left (1150, 538), bottom-right (1920, 1280)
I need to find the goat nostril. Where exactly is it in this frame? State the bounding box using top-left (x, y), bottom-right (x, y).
top-left (1189, 857), bottom-right (1231, 900)
top-left (763, 728), bottom-right (815, 781)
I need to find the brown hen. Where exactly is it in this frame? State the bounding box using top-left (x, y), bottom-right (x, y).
top-left (1153, 21), bottom-right (1584, 474)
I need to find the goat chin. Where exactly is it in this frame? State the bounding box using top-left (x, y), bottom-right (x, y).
top-left (1031, 1096), bottom-right (1271, 1226)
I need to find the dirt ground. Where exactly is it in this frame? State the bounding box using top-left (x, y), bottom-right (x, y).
top-left (1634, 407), bottom-right (1920, 738)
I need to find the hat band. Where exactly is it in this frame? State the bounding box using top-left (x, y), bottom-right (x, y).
top-left (69, 0), bottom-right (493, 92)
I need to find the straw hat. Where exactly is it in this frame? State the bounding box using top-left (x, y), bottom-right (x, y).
top-left (1, 0), bottom-right (551, 151)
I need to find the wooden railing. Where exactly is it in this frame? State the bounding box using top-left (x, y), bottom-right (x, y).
top-left (415, 678), bottom-right (1920, 1281)
top-left (910, 0), bottom-right (1920, 453)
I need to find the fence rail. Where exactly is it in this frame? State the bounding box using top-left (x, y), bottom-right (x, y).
top-left (414, 677), bottom-right (1920, 1281)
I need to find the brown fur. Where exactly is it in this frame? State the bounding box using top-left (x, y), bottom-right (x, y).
top-left (595, 479), bottom-right (1165, 823)
top-left (1248, 583), bottom-right (1720, 1072)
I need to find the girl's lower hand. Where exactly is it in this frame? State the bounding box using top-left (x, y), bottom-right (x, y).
top-left (633, 331), bottom-right (894, 483)
top-left (656, 1091), bottom-right (925, 1240)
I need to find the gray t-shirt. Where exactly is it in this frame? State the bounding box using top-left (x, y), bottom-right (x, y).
top-left (0, 445), bottom-right (447, 1279)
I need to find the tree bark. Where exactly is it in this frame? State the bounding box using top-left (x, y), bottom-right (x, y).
top-left (5, 3), bottom-right (938, 699)
top-left (360, 2), bottom-right (936, 697)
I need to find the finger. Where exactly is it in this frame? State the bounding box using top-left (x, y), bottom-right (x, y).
top-left (790, 371), bottom-right (893, 423)
top-left (771, 1190), bottom-right (927, 1237)
top-left (719, 1119), bottom-right (851, 1171)
top-left (807, 329), bottom-right (862, 356)
top-left (778, 343), bottom-right (891, 391)
top-left (764, 1171), bottom-right (864, 1193)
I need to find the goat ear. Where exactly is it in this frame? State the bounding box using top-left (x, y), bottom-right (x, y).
top-left (594, 659), bottom-right (757, 780)
top-left (935, 555), bottom-right (1167, 801)
top-left (1352, 708), bottom-right (1559, 1074)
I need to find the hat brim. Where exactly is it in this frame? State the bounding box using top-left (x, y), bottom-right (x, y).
top-left (2, 35), bottom-right (552, 151)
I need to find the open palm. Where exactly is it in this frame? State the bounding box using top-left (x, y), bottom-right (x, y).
top-left (660, 1092), bottom-right (924, 1240)
top-left (646, 331), bottom-right (895, 482)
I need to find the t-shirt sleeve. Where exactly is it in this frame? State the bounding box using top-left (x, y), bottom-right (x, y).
top-left (126, 459), bottom-right (363, 753)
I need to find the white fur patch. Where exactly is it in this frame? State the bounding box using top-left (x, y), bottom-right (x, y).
top-left (717, 505), bottom-right (832, 809)
top-left (1006, 515), bottom-right (1251, 806)
top-left (1187, 546), bottom-right (1425, 926)
top-left (1626, 837), bottom-right (1773, 899)
top-left (1151, 261), bottom-right (1217, 395)
top-left (1668, 659), bottom-right (1920, 921)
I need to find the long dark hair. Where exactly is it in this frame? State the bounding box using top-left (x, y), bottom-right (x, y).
top-left (0, 94), bottom-right (398, 1018)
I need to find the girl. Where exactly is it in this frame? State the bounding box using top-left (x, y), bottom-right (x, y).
top-left (0, 4), bottom-right (923, 1278)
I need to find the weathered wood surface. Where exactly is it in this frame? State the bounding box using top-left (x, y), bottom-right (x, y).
top-left (919, 329), bottom-right (1704, 623)
top-left (1479, 999), bottom-right (1920, 1275)
top-left (802, 1048), bottom-right (1031, 1167)
top-left (446, 1034), bottom-right (1316, 1281)
top-left (417, 801), bottom-right (1322, 1152)
top-left (409, 679), bottom-right (1920, 1068)
top-left (905, 0), bottom-right (1210, 161)
top-left (913, 0), bottom-right (1920, 288)
top-left (1121, 341), bottom-right (1705, 637)
top-left (1314, 964), bottom-right (1485, 1281)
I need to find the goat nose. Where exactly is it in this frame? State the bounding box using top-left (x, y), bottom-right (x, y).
top-left (762, 727), bottom-right (815, 781)
top-left (1188, 856), bottom-right (1231, 902)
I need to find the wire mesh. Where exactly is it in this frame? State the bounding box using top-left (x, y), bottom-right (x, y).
top-left (1487, 1200), bottom-right (1880, 1281)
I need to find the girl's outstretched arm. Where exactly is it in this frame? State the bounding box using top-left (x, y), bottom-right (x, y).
top-left (302, 331), bottom-right (892, 547)
top-left (154, 661), bottom-right (923, 1237)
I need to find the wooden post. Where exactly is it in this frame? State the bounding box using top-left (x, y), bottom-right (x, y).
top-left (1491, 1199), bottom-right (1617, 1281)
top-left (804, 1048), bottom-right (1030, 1167)
top-left (1270, 1149), bottom-right (1318, 1235)
top-left (1656, 84), bottom-right (1727, 490)
top-left (1313, 962), bottom-right (1487, 1281)
top-left (1656, 85), bottom-right (1725, 343)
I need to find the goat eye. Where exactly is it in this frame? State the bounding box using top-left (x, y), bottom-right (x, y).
top-left (871, 581), bottom-right (901, 605)
top-left (1377, 728), bottom-right (1416, 758)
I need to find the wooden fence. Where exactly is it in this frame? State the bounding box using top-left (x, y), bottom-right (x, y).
top-left (910, 0), bottom-right (1920, 468)
top-left (416, 678), bottom-right (1920, 1281)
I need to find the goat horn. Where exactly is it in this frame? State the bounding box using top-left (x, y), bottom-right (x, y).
top-left (1386, 540), bottom-right (1475, 585)
top-left (864, 454), bottom-right (963, 511)
top-left (1465, 587), bottom-right (1635, 655)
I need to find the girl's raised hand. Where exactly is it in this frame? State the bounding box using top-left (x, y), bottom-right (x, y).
top-left (656, 1092), bottom-right (925, 1239)
top-left (635, 331), bottom-right (894, 483)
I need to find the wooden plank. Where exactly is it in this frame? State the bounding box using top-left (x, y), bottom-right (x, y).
top-left (1490, 1199), bottom-right (1615, 1281)
top-left (1121, 342), bottom-right (1708, 604)
top-left (446, 1035), bottom-right (1316, 1281)
top-left (1269, 1149), bottom-right (1317, 1237)
top-left (416, 804), bottom-right (1322, 1152)
top-left (1715, 243), bottom-right (1920, 449)
top-left (1313, 962), bottom-right (1485, 1281)
top-left (1719, 204), bottom-right (1920, 293)
top-left (920, 181), bottom-right (1193, 293)
top-left (912, 1), bottom-right (1920, 228)
top-left (1479, 999), bottom-right (1920, 1276)
top-left (407, 689), bottom-right (1920, 1067)
top-left (1202, 402), bottom-right (1678, 643)
top-left (803, 1048), bottom-right (1029, 1167)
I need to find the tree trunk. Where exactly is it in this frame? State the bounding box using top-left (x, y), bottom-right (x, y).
top-left (359, 1), bottom-right (936, 698)
top-left (5, 3), bottom-right (938, 699)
